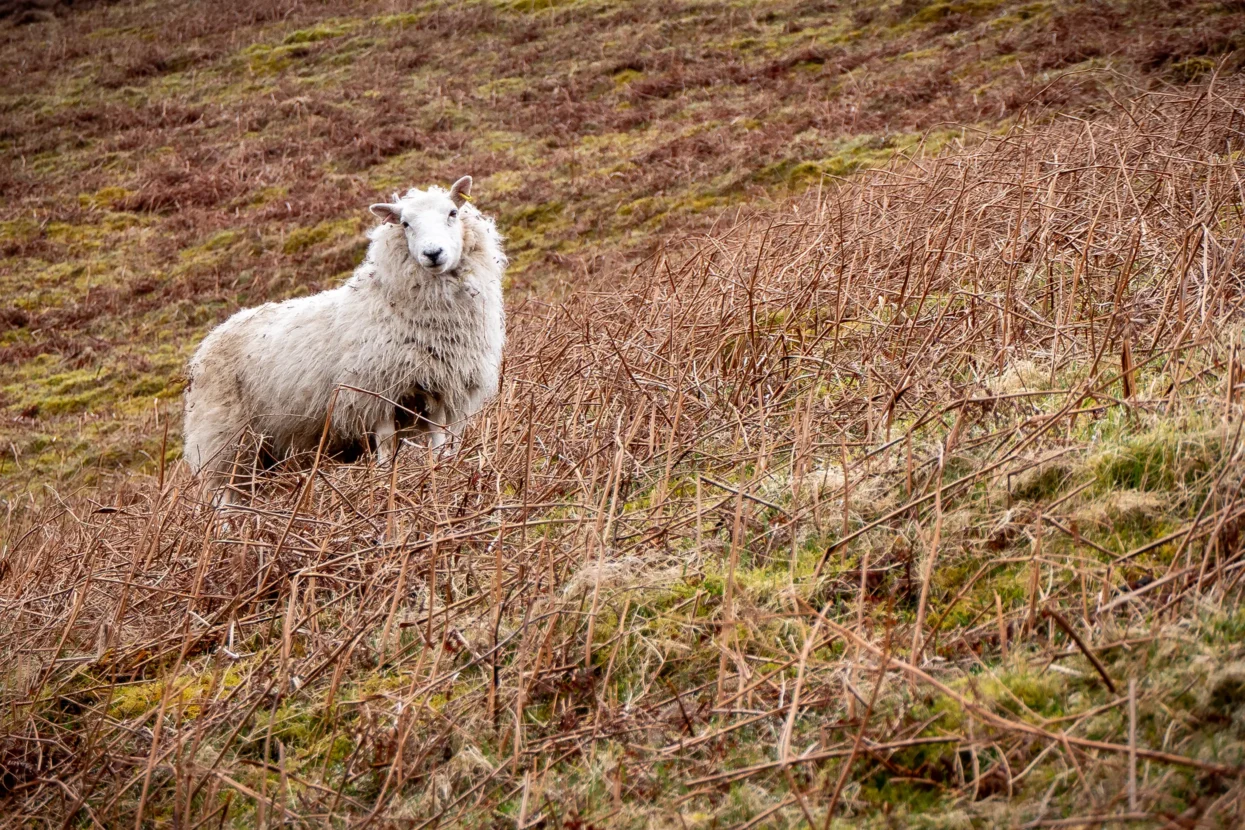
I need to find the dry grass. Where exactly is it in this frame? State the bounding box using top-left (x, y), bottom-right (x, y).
top-left (1, 78), bottom-right (1244, 826)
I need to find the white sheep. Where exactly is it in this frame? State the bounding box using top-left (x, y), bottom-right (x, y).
top-left (182, 176), bottom-right (506, 499)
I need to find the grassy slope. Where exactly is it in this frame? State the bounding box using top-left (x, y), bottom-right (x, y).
top-left (1, 83), bottom-right (1243, 826)
top-left (1, 0), bottom-right (1242, 490)
top-left (2, 2), bottom-right (1245, 829)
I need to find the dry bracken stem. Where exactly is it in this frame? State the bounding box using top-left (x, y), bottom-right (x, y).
top-left (1129, 677), bottom-right (1139, 812)
top-left (826, 627), bottom-right (892, 826)
top-left (911, 445), bottom-right (945, 666)
top-left (717, 487), bottom-right (745, 708)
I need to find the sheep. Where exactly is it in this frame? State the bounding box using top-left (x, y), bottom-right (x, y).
top-left (182, 176), bottom-right (506, 501)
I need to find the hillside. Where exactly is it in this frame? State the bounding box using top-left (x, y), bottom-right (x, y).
top-left (1, 0), bottom-right (1243, 487)
top-left (3, 1), bottom-right (1245, 828)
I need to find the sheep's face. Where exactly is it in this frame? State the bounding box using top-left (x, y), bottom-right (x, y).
top-left (370, 176), bottom-right (472, 275)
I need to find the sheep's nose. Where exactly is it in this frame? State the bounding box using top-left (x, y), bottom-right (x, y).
top-left (423, 248), bottom-right (444, 265)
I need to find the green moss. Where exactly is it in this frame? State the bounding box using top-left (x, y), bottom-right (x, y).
top-left (988, 1), bottom-right (1051, 28)
top-left (374, 12), bottom-right (425, 27)
top-left (108, 681), bottom-right (167, 719)
top-left (614, 189), bottom-right (729, 230)
top-left (897, 47), bottom-right (942, 63)
top-left (476, 76), bottom-right (530, 97)
top-left (989, 668), bottom-right (1066, 718)
top-left (1211, 608), bottom-right (1245, 643)
top-left (858, 776), bottom-right (947, 815)
top-left (283, 23), bottom-right (353, 45)
top-left (482, 169), bottom-right (525, 196)
top-left (1170, 56), bottom-right (1216, 82)
top-left (107, 665), bottom-right (245, 719)
top-left (0, 219), bottom-right (41, 255)
top-left (1093, 425), bottom-right (1219, 492)
top-left (891, 0), bottom-right (1006, 31)
top-left (195, 229), bottom-right (241, 253)
top-left (43, 222), bottom-right (113, 250)
top-left (78, 186), bottom-right (134, 210)
top-left (919, 0), bottom-right (1003, 23)
top-left (282, 218), bottom-right (358, 255)
top-left (240, 184), bottom-right (289, 208)
top-left (758, 131), bottom-right (957, 190)
top-left (1010, 460), bottom-right (1073, 502)
top-left (253, 699), bottom-right (334, 753)
top-left (612, 68), bottom-right (643, 86)
top-left (918, 666), bottom-right (1067, 734)
top-left (6, 367), bottom-right (113, 417)
top-left (501, 201), bottom-right (568, 268)
top-left (475, 129), bottom-right (547, 164)
top-left (242, 43), bottom-right (312, 75)
top-left (327, 37), bottom-right (379, 66)
top-left (496, 0), bottom-right (581, 12)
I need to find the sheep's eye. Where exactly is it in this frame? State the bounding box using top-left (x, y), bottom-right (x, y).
top-left (448, 209), bottom-right (457, 219)
top-left (401, 221), bottom-right (408, 228)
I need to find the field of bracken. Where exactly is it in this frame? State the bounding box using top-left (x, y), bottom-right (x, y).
top-left (3, 0), bottom-right (1245, 826)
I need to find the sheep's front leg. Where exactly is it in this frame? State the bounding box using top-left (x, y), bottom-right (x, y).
top-left (374, 413), bottom-right (398, 466)
top-left (214, 483), bottom-right (237, 509)
top-left (424, 399), bottom-right (449, 451)
top-left (439, 407), bottom-right (464, 454)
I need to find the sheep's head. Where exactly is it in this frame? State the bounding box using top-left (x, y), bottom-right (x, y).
top-left (370, 176), bottom-right (472, 274)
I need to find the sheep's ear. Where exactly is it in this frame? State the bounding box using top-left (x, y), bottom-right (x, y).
top-left (449, 176), bottom-right (472, 207)
top-left (370, 203), bottom-right (402, 224)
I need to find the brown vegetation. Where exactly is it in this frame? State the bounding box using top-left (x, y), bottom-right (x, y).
top-left (1, 77), bottom-right (1243, 826)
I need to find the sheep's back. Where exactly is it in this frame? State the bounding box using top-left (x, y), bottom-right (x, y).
top-left (190, 292), bottom-right (361, 454)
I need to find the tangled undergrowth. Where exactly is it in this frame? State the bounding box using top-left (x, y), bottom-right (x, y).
top-left (3, 80), bottom-right (1245, 826)
top-left (2, 0), bottom-right (1244, 486)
